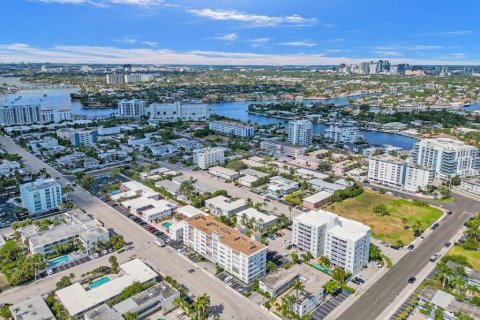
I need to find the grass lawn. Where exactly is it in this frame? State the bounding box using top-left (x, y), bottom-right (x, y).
top-left (447, 245), bottom-right (480, 269)
top-left (284, 191), bottom-right (305, 206)
top-left (325, 189), bottom-right (443, 244)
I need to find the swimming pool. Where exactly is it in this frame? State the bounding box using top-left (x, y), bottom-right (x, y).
top-left (48, 255), bottom-right (71, 267)
top-left (162, 222), bottom-right (172, 228)
top-left (89, 276), bottom-right (111, 288)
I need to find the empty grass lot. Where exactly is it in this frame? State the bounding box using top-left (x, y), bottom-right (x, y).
top-left (447, 245), bottom-right (480, 269)
top-left (325, 189), bottom-right (443, 244)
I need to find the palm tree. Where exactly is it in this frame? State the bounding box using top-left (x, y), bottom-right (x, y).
top-left (292, 279), bottom-right (305, 303)
top-left (38, 168), bottom-right (47, 178)
top-left (193, 293), bottom-right (210, 320)
top-left (436, 263), bottom-right (453, 289)
top-left (241, 213), bottom-right (248, 226)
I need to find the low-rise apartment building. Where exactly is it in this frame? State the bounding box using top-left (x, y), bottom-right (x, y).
top-left (236, 207), bottom-right (278, 230)
top-left (208, 166), bottom-right (240, 181)
top-left (260, 140), bottom-right (307, 158)
top-left (21, 209), bottom-right (109, 254)
top-left (183, 215), bottom-right (267, 284)
top-left (205, 195), bottom-right (249, 217)
top-left (267, 176), bottom-right (299, 196)
top-left (292, 210), bottom-right (371, 274)
top-left (302, 191), bottom-right (333, 209)
top-left (208, 121), bottom-right (254, 137)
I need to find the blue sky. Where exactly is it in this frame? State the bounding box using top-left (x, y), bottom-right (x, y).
top-left (1, 0), bottom-right (479, 64)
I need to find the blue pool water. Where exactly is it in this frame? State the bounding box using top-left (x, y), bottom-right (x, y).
top-left (48, 255), bottom-right (71, 267)
top-left (89, 276), bottom-right (111, 288)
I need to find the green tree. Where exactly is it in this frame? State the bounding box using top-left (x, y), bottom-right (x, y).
top-left (109, 255), bottom-right (119, 273)
top-left (292, 279), bottom-right (305, 303)
top-left (290, 252), bottom-right (299, 264)
top-left (323, 280), bottom-right (340, 294)
top-left (332, 267), bottom-right (347, 284)
top-left (369, 245), bottom-right (382, 261)
top-left (318, 256), bottom-right (330, 267)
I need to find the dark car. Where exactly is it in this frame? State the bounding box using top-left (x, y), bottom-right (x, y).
top-left (444, 242), bottom-right (451, 247)
top-left (390, 245), bottom-right (400, 250)
top-left (447, 211), bottom-right (453, 215)
top-left (355, 277), bottom-right (365, 283)
top-left (351, 279), bottom-right (360, 285)
top-left (407, 244), bottom-right (415, 250)
top-left (408, 277), bottom-right (416, 283)
top-left (432, 223), bottom-right (439, 230)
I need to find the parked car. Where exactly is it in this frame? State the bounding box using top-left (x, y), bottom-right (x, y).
top-left (47, 269), bottom-right (54, 276)
top-left (380, 241), bottom-right (389, 247)
top-left (355, 277), bottom-right (365, 283)
top-left (408, 276), bottom-right (416, 283)
top-left (351, 278), bottom-right (360, 285)
top-left (390, 245), bottom-right (400, 250)
top-left (444, 242), bottom-right (451, 247)
top-left (432, 223), bottom-right (439, 230)
top-left (407, 244), bottom-right (415, 250)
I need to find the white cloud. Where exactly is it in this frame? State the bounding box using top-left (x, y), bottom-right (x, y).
top-left (419, 30), bottom-right (472, 37)
top-left (248, 38), bottom-right (270, 47)
top-left (280, 41), bottom-right (316, 47)
top-left (0, 43), bottom-right (477, 65)
top-left (142, 41), bottom-right (158, 48)
top-left (372, 50), bottom-right (403, 57)
top-left (187, 8), bottom-right (317, 27)
top-left (212, 33), bottom-right (239, 41)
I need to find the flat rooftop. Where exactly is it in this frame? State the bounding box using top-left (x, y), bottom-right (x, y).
top-left (84, 304), bottom-right (123, 320)
top-left (112, 282), bottom-right (178, 315)
top-left (177, 205), bottom-right (207, 218)
top-left (185, 215), bottom-right (265, 256)
top-left (209, 166), bottom-right (238, 176)
top-left (240, 168), bottom-right (269, 178)
top-left (236, 208), bottom-right (278, 224)
top-left (9, 295), bottom-right (56, 320)
top-left (205, 195), bottom-right (247, 211)
top-left (303, 191), bottom-right (333, 204)
top-left (56, 259), bottom-right (157, 316)
top-left (21, 178), bottom-right (59, 192)
top-left (261, 263), bottom-right (330, 294)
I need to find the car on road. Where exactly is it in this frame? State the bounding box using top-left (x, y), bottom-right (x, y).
top-left (430, 253), bottom-right (441, 262)
top-left (408, 277), bottom-right (416, 283)
top-left (419, 236), bottom-right (425, 240)
top-left (444, 242), bottom-right (451, 247)
top-left (447, 211), bottom-right (453, 215)
top-left (432, 223), bottom-right (439, 230)
top-left (407, 244), bottom-right (415, 250)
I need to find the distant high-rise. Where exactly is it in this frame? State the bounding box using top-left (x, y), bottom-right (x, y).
top-left (123, 64), bottom-right (132, 73)
top-left (288, 120), bottom-right (313, 146)
top-left (118, 99), bottom-right (146, 117)
top-left (106, 73), bottom-right (125, 85)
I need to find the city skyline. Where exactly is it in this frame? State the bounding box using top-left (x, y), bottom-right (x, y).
top-left (1, 0), bottom-right (480, 65)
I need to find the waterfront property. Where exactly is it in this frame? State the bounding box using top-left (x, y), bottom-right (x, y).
top-left (20, 178), bottom-right (63, 215)
top-left (324, 122), bottom-right (362, 144)
top-left (288, 120), bottom-right (313, 146)
top-left (183, 215), bottom-right (267, 284)
top-left (56, 259), bottom-right (157, 317)
top-left (149, 101), bottom-right (209, 122)
top-left (293, 210), bottom-right (371, 275)
top-left (118, 99), bottom-right (146, 117)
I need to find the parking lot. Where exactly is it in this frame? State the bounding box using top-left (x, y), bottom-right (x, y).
top-left (217, 271), bottom-right (251, 295)
top-left (267, 249), bottom-right (290, 267)
top-left (311, 291), bottom-right (350, 320)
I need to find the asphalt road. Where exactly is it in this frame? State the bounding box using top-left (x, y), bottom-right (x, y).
top-left (0, 135), bottom-right (272, 320)
top-left (337, 201), bottom-right (474, 320)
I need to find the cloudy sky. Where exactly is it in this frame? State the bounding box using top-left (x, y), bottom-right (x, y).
top-left (1, 0), bottom-right (479, 65)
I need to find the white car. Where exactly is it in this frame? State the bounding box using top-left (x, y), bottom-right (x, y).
top-left (358, 274), bottom-right (367, 280)
top-left (46, 269), bottom-right (53, 276)
top-left (93, 253), bottom-right (99, 258)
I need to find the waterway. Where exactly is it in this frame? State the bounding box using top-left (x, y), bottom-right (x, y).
top-left (1, 79), bottom-right (418, 149)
